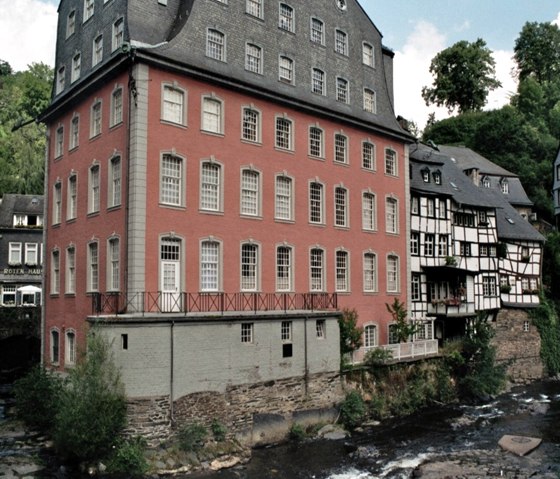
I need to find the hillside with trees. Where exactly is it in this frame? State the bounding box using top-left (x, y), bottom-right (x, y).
top-left (0, 60), bottom-right (52, 197)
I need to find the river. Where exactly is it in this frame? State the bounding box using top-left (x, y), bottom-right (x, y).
top-left (186, 380), bottom-right (560, 479)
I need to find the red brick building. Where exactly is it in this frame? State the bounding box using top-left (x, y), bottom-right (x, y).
top-left (41, 0), bottom-right (412, 369)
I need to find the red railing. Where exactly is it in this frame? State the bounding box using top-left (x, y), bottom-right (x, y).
top-left (91, 291), bottom-right (338, 316)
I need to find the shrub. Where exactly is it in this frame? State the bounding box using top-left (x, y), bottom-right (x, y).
top-left (364, 347), bottom-right (393, 367)
top-left (339, 390), bottom-right (366, 429)
top-left (210, 419), bottom-right (227, 442)
top-left (178, 423), bottom-right (208, 452)
top-left (13, 366), bottom-right (63, 432)
top-left (339, 309), bottom-right (363, 369)
top-left (531, 294), bottom-right (560, 376)
top-left (106, 437), bottom-right (148, 477)
top-left (289, 423), bottom-right (306, 441)
top-left (53, 330), bottom-right (127, 462)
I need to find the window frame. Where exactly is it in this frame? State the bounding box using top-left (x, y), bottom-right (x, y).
top-left (385, 196), bottom-right (399, 234)
top-left (200, 159), bottom-right (223, 212)
top-left (308, 125), bottom-right (324, 159)
top-left (278, 55), bottom-right (294, 84)
top-left (276, 245), bottom-right (293, 291)
top-left (363, 88), bottom-right (376, 113)
top-left (240, 168), bottom-right (261, 217)
top-left (364, 324), bottom-right (377, 349)
top-left (71, 52), bottom-right (81, 83)
top-left (161, 83), bottom-right (186, 125)
top-left (160, 153), bottom-right (184, 207)
top-left (245, 43), bottom-right (263, 74)
top-left (336, 77), bottom-right (349, 103)
top-left (275, 174), bottom-right (293, 221)
top-left (384, 148), bottom-right (398, 176)
top-left (93, 34), bottom-right (103, 67)
top-left (108, 155), bottom-right (122, 208)
top-left (334, 186), bottom-right (349, 228)
top-left (70, 114), bottom-right (79, 150)
top-left (311, 68), bottom-right (325, 95)
top-left (241, 106), bottom-right (261, 143)
top-left (310, 17), bottom-right (325, 45)
top-left (362, 191), bottom-right (376, 231)
top-left (309, 247), bottom-right (325, 292)
top-left (200, 239), bottom-right (222, 291)
top-left (201, 96), bottom-right (224, 134)
top-left (206, 28), bottom-right (226, 61)
top-left (51, 249), bottom-right (60, 295)
top-left (246, 0), bottom-right (263, 19)
top-left (278, 3), bottom-right (294, 32)
top-left (334, 29), bottom-right (348, 56)
top-left (90, 99), bottom-right (102, 138)
top-left (334, 133), bottom-right (348, 164)
top-left (335, 249), bottom-right (349, 292)
top-left (67, 174), bottom-right (77, 220)
top-left (240, 242), bottom-right (260, 291)
top-left (107, 237), bottom-right (120, 291)
top-left (65, 246), bottom-right (76, 294)
top-left (309, 181), bottom-right (324, 225)
top-left (88, 163), bottom-right (101, 214)
top-left (363, 251), bottom-right (377, 292)
top-left (112, 17), bottom-right (124, 52)
top-left (87, 241), bottom-right (99, 292)
top-left (362, 42), bottom-right (375, 67)
top-left (275, 116), bottom-right (293, 151)
top-left (386, 254), bottom-right (400, 293)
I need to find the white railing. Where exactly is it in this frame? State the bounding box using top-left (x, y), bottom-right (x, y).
top-left (379, 339), bottom-right (439, 361)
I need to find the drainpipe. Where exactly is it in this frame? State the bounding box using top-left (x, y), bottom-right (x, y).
top-left (170, 320), bottom-right (175, 424)
top-left (40, 128), bottom-right (51, 366)
top-left (304, 316), bottom-right (309, 396)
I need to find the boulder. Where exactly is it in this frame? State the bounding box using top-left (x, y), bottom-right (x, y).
top-left (498, 435), bottom-right (542, 456)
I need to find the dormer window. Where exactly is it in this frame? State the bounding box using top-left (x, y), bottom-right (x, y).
top-left (500, 178), bottom-right (509, 194)
top-left (482, 176), bottom-right (491, 188)
top-left (433, 171), bottom-right (441, 185)
top-left (421, 168), bottom-right (430, 182)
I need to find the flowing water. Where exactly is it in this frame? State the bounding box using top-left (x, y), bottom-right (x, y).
top-left (187, 380), bottom-right (560, 479)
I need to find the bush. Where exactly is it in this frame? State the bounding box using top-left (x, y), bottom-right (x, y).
top-left (531, 294), bottom-right (560, 376)
top-left (13, 366), bottom-right (63, 432)
top-left (364, 347), bottom-right (393, 367)
top-left (289, 423), bottom-right (306, 441)
top-left (178, 423), bottom-right (208, 452)
top-left (339, 390), bottom-right (366, 429)
top-left (106, 437), bottom-right (148, 477)
top-left (210, 419), bottom-right (227, 442)
top-left (53, 330), bottom-right (127, 462)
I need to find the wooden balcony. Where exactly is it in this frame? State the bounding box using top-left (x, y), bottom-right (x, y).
top-left (427, 297), bottom-right (476, 316)
top-left (91, 291), bottom-right (338, 316)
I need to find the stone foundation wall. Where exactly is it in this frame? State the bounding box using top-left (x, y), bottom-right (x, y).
top-left (173, 372), bottom-right (344, 446)
top-left (492, 308), bottom-right (543, 383)
top-left (124, 396), bottom-right (172, 446)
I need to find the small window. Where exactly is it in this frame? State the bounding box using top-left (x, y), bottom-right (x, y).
top-left (275, 175), bottom-right (293, 221)
top-left (71, 53), bottom-right (81, 83)
top-left (363, 89), bottom-right (376, 113)
top-left (279, 4), bottom-right (294, 32)
top-left (336, 77), bottom-right (349, 103)
top-left (335, 29), bottom-right (348, 56)
top-left (312, 68), bottom-right (325, 95)
top-left (310, 248), bottom-right (325, 291)
top-left (362, 42), bottom-right (374, 67)
top-left (65, 331), bottom-right (76, 365)
top-left (66, 10), bottom-right (76, 38)
top-left (56, 66), bottom-right (65, 94)
top-left (310, 18), bottom-right (324, 45)
top-left (93, 35), bottom-right (103, 66)
top-left (362, 141), bottom-right (375, 170)
top-left (275, 117), bottom-right (293, 150)
top-left (112, 18), bottom-right (124, 51)
top-left (363, 252), bottom-right (377, 292)
top-left (334, 186), bottom-right (348, 227)
top-left (245, 43), bottom-right (262, 74)
top-left (201, 96), bottom-right (223, 134)
top-left (55, 126), bottom-right (64, 158)
top-left (200, 161), bottom-right (222, 212)
top-left (316, 319), bottom-right (326, 339)
top-left (279, 56), bottom-right (294, 83)
top-left (246, 0), bottom-right (263, 18)
top-left (70, 115), bottom-right (79, 149)
top-left (206, 29), bottom-right (226, 61)
top-left (242, 107), bottom-right (261, 143)
top-left (121, 334), bottom-right (128, 350)
top-left (385, 148), bottom-right (397, 176)
top-left (162, 85), bottom-right (185, 125)
top-left (90, 100), bottom-right (102, 138)
top-left (84, 0), bottom-right (94, 22)
top-left (334, 134), bottom-right (348, 164)
top-left (88, 164), bottom-right (100, 213)
top-left (160, 154), bottom-right (183, 206)
top-left (111, 87), bottom-right (123, 126)
top-left (364, 325), bottom-right (377, 348)
top-left (309, 126), bottom-right (323, 158)
top-left (241, 323), bottom-right (254, 343)
top-left (51, 330), bottom-right (60, 364)
top-left (66, 246), bottom-right (76, 294)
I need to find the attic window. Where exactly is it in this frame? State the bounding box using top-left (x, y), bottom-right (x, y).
top-left (336, 0), bottom-right (347, 11)
top-left (421, 169), bottom-right (430, 182)
top-left (433, 171), bottom-right (441, 185)
top-left (500, 178), bottom-right (509, 194)
top-left (158, 0), bottom-right (168, 5)
top-left (482, 176), bottom-right (491, 188)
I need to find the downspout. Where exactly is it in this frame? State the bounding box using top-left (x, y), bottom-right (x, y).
top-left (40, 126), bottom-right (51, 366)
top-left (304, 316), bottom-right (309, 396)
top-left (170, 320), bottom-right (175, 424)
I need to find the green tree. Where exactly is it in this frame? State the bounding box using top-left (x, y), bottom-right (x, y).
top-left (422, 39), bottom-right (501, 114)
top-left (514, 22), bottom-right (560, 83)
top-left (338, 308), bottom-right (363, 357)
top-left (386, 298), bottom-right (417, 343)
top-left (53, 330), bottom-right (127, 463)
top-left (0, 61), bottom-right (52, 197)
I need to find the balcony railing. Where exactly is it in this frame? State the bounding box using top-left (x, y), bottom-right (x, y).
top-left (379, 339), bottom-right (439, 361)
top-left (91, 291), bottom-right (338, 316)
top-left (427, 298), bottom-right (475, 316)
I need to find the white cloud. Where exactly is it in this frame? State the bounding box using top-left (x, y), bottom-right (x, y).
top-left (0, 0), bottom-right (57, 72)
top-left (554, 11), bottom-right (560, 27)
top-left (393, 21), bottom-right (517, 131)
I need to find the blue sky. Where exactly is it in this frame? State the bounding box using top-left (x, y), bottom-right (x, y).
top-left (1, 0), bottom-right (559, 129)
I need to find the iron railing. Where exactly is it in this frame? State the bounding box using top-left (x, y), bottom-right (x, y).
top-left (91, 291), bottom-right (338, 316)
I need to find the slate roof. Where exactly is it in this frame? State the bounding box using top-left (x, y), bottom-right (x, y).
top-left (0, 195), bottom-right (44, 228)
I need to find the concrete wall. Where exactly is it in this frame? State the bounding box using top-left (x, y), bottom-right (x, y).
top-left (492, 308), bottom-right (543, 383)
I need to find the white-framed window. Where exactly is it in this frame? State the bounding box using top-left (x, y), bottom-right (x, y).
top-left (309, 181), bottom-right (324, 224)
top-left (56, 66), bottom-right (65, 95)
top-left (245, 43), bottom-right (262, 74)
top-left (482, 176), bottom-right (491, 188)
top-left (160, 153), bottom-right (183, 206)
top-left (162, 84), bottom-right (185, 125)
top-left (336, 77), bottom-right (349, 103)
top-left (439, 199), bottom-right (447, 219)
top-left (107, 237), bottom-right (120, 291)
top-left (71, 52), bottom-right (81, 83)
top-left (241, 323), bottom-right (254, 343)
top-left (84, 0), bottom-right (94, 22)
top-left (364, 88), bottom-right (376, 113)
top-left (1, 285), bottom-right (16, 306)
top-left (246, 0), bottom-right (263, 18)
top-left (385, 148), bottom-right (397, 176)
top-left (66, 10), bottom-right (76, 38)
top-left (364, 324), bottom-right (377, 348)
top-left (112, 18), bottom-right (124, 51)
top-left (312, 68), bottom-right (325, 95)
top-left (362, 42), bottom-right (374, 67)
top-left (335, 250), bottom-right (349, 292)
top-left (275, 116), bottom-right (293, 150)
top-left (275, 174), bottom-right (293, 221)
top-left (111, 87), bottom-right (123, 126)
top-left (482, 276), bottom-right (497, 296)
top-left (388, 324), bottom-right (399, 344)
top-left (50, 329), bottom-right (60, 364)
top-left (501, 178), bottom-right (509, 194)
top-left (281, 321), bottom-right (292, 342)
top-left (242, 107), bottom-right (260, 142)
top-left (201, 239), bottom-right (221, 291)
top-left (109, 155), bottom-right (122, 208)
top-left (51, 249), bottom-right (60, 294)
top-left (200, 160), bottom-right (222, 211)
top-left (70, 115), bottom-right (79, 149)
top-left (276, 245), bottom-right (293, 291)
top-left (335, 29), bottom-right (348, 55)
top-left (362, 141), bottom-right (375, 170)
top-left (279, 56), bottom-right (294, 83)
top-left (87, 242), bottom-right (99, 292)
top-left (310, 17), bottom-right (324, 44)
top-left (310, 248), bottom-right (325, 292)
top-left (93, 34), bottom-right (103, 66)
top-left (67, 174), bottom-right (77, 220)
top-left (206, 29), bottom-right (225, 61)
top-left (25, 243), bottom-right (38, 265)
top-left (316, 319), bottom-right (326, 339)
top-left (424, 234), bottom-right (435, 256)
top-left (55, 125), bottom-right (64, 158)
top-left (240, 168), bottom-right (260, 216)
top-left (362, 191), bottom-right (376, 231)
top-left (53, 181), bottom-right (62, 225)
top-left (309, 126), bottom-right (323, 158)
top-left (201, 96), bottom-right (223, 134)
top-left (410, 232), bottom-right (419, 255)
top-left (8, 242), bottom-right (22, 265)
top-left (65, 330), bottom-right (76, 365)
top-left (411, 274), bottom-right (421, 302)
top-left (241, 242), bottom-right (259, 291)
top-left (88, 164), bottom-right (100, 213)
top-left (411, 196), bottom-right (419, 214)
top-left (363, 252), bottom-right (377, 292)
top-left (438, 234), bottom-right (449, 256)
top-left (66, 246), bottom-right (76, 294)
top-left (90, 100), bottom-right (102, 138)
top-left (334, 186), bottom-right (348, 227)
top-left (279, 3), bottom-right (294, 32)
top-left (334, 133), bottom-right (348, 164)
top-left (387, 254), bottom-right (400, 293)
top-left (385, 196), bottom-right (398, 234)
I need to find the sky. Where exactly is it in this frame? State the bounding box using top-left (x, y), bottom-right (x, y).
top-left (1, 0), bottom-right (559, 129)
